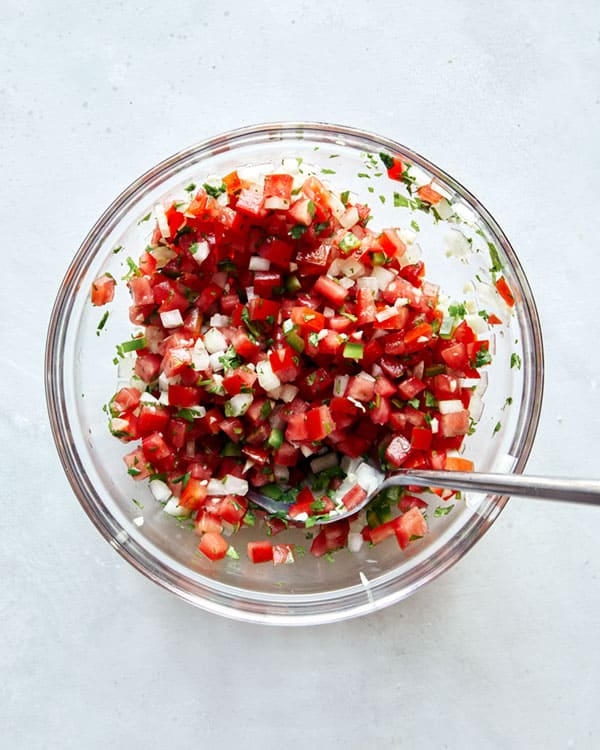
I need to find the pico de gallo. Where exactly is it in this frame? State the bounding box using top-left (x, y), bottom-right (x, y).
top-left (96, 156), bottom-right (496, 564)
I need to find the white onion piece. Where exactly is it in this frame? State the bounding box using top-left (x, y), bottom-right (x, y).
top-left (257, 360), bottom-right (281, 391)
top-left (356, 276), bottom-right (379, 292)
top-left (328, 259), bottom-right (343, 277)
top-left (398, 228), bottom-right (417, 245)
top-left (273, 464), bottom-right (290, 483)
top-left (323, 306), bottom-right (335, 318)
top-left (207, 475), bottom-right (249, 496)
top-left (158, 391), bottom-right (169, 406)
top-left (149, 245), bottom-right (177, 268)
top-left (338, 277), bottom-right (354, 290)
top-left (279, 384), bottom-right (299, 403)
top-left (339, 258), bottom-right (366, 278)
top-left (412, 360), bottom-right (425, 380)
top-left (310, 452), bottom-right (339, 474)
top-left (117, 355), bottom-right (135, 380)
top-left (328, 193), bottom-right (346, 219)
top-left (227, 392), bottom-right (253, 417)
top-left (209, 352), bottom-right (224, 372)
top-left (267, 385), bottom-right (282, 400)
top-left (191, 344), bottom-right (210, 372)
top-left (435, 198), bottom-right (454, 220)
top-left (204, 328), bottom-right (228, 353)
top-left (469, 392), bottom-right (484, 422)
top-left (209, 313), bottom-right (230, 328)
top-left (404, 242), bottom-right (422, 264)
top-left (163, 499), bottom-right (189, 517)
top-left (249, 256), bottom-right (271, 271)
top-left (339, 206), bottom-right (359, 229)
top-left (245, 286), bottom-right (257, 301)
top-left (109, 417), bottom-right (129, 433)
top-left (438, 399), bottom-right (464, 414)
top-left (154, 203), bottom-right (170, 238)
top-left (372, 265), bottom-right (396, 291)
top-left (407, 165), bottom-right (431, 187)
top-left (341, 456), bottom-right (362, 475)
top-left (333, 374), bottom-right (349, 397)
top-left (300, 445), bottom-right (315, 457)
top-left (317, 329), bottom-right (329, 341)
top-left (191, 240), bottom-right (210, 265)
top-left (140, 391), bottom-right (159, 405)
top-left (150, 480), bottom-right (172, 502)
top-left (160, 309), bottom-right (183, 329)
top-left (347, 532), bottom-right (364, 553)
top-left (355, 462), bottom-right (384, 496)
top-left (444, 229), bottom-right (471, 260)
top-left (264, 196), bottom-right (290, 210)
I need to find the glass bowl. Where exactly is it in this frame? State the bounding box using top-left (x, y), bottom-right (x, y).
top-left (45, 123), bottom-right (543, 625)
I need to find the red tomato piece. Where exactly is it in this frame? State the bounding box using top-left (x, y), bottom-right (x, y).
top-left (247, 540), bottom-right (274, 564)
top-left (394, 508), bottom-right (428, 550)
top-left (313, 275), bottom-right (349, 306)
top-left (91, 273), bottom-right (116, 306)
top-left (385, 435), bottom-right (411, 467)
top-left (199, 532), bottom-right (229, 561)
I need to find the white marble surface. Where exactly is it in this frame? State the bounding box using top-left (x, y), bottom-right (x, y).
top-left (2, 1), bottom-right (600, 747)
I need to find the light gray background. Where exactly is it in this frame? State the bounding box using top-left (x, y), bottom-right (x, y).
top-left (2, 1), bottom-right (599, 748)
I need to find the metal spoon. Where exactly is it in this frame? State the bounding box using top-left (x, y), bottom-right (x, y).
top-left (247, 469), bottom-right (600, 524)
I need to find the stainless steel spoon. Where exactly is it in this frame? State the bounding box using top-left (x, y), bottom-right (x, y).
top-left (247, 469), bottom-right (600, 524)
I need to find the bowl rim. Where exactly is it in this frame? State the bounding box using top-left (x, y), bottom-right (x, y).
top-left (45, 121), bottom-right (544, 625)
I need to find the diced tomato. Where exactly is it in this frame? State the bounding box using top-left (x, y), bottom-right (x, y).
top-left (235, 188), bottom-right (266, 217)
top-left (137, 404), bottom-right (170, 436)
top-left (111, 387), bottom-right (141, 414)
top-left (123, 448), bottom-right (150, 480)
top-left (168, 385), bottom-right (201, 407)
top-left (439, 410), bottom-right (470, 438)
top-left (341, 485), bottom-right (367, 511)
top-left (356, 287), bottom-right (376, 324)
top-left (411, 426), bottom-right (432, 451)
top-left (272, 544), bottom-right (295, 565)
top-left (313, 275), bottom-right (349, 306)
top-left (397, 376), bottom-right (426, 400)
top-left (394, 507), bottom-right (428, 550)
top-left (91, 273), bottom-right (116, 306)
top-left (259, 238), bottom-right (294, 268)
top-left (445, 456), bottom-right (474, 472)
top-left (347, 374), bottom-right (375, 402)
top-left (199, 532), bottom-right (229, 561)
top-left (397, 495), bottom-right (428, 512)
top-left (195, 510), bottom-right (223, 535)
top-left (416, 183), bottom-right (443, 204)
top-left (141, 432), bottom-right (172, 463)
top-left (290, 306), bottom-right (325, 332)
top-left (253, 271), bottom-right (282, 298)
top-left (384, 156), bottom-right (405, 181)
top-left (495, 276), bottom-right (515, 307)
top-left (179, 477), bottom-right (208, 510)
top-left (247, 540), bottom-right (274, 564)
top-left (385, 435), bottom-right (411, 467)
top-left (306, 405), bottom-right (335, 441)
top-left (263, 173), bottom-right (293, 200)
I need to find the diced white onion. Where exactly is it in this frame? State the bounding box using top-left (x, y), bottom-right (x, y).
top-left (237, 163), bottom-right (274, 181)
top-left (210, 313), bottom-right (230, 328)
top-left (267, 385), bottom-right (282, 400)
top-left (372, 265), bottom-right (396, 291)
top-left (154, 203), bottom-right (170, 238)
top-left (204, 328), bottom-right (228, 353)
top-left (249, 256), bottom-right (271, 271)
top-left (209, 352), bottom-right (225, 372)
top-left (163, 498), bottom-right (189, 517)
top-left (264, 196), bottom-right (290, 210)
top-left (398, 228), bottom-right (417, 245)
top-left (435, 198), bottom-right (454, 220)
top-left (150, 480), bottom-right (172, 502)
top-left (273, 464), bottom-right (290, 483)
top-left (109, 417), bottom-right (129, 434)
top-left (328, 193), bottom-right (346, 219)
top-left (333, 476), bottom-right (358, 504)
top-left (191, 343), bottom-right (210, 371)
top-left (323, 306), bottom-right (335, 318)
top-left (339, 206), bottom-right (359, 229)
top-left (347, 532), bottom-right (364, 553)
top-left (294, 512), bottom-right (309, 522)
top-left (257, 360), bottom-right (281, 391)
top-left (246, 286), bottom-right (257, 301)
top-left (317, 328), bottom-right (329, 341)
top-left (279, 384), bottom-right (299, 403)
top-left (227, 392), bottom-right (253, 416)
top-left (310, 452), bottom-right (339, 474)
top-left (300, 445), bottom-right (315, 458)
top-left (355, 462), bottom-right (384, 496)
top-left (375, 307), bottom-right (398, 323)
top-left (469, 392), bottom-right (484, 422)
top-left (158, 391), bottom-right (169, 406)
top-left (430, 417), bottom-right (439, 434)
top-left (412, 360), bottom-right (425, 380)
top-left (404, 242), bottom-right (422, 264)
top-left (358, 371), bottom-right (375, 383)
top-left (191, 240), bottom-right (210, 265)
top-left (465, 313), bottom-right (488, 336)
top-left (140, 391), bottom-right (159, 405)
top-left (339, 258), bottom-right (366, 279)
top-left (207, 475), bottom-right (249, 496)
top-left (149, 245), bottom-right (177, 268)
top-left (438, 399), bottom-right (464, 414)
top-left (282, 318), bottom-right (294, 334)
top-left (334, 374), bottom-right (349, 396)
top-left (453, 202), bottom-right (477, 225)
top-left (357, 276), bottom-right (379, 292)
top-left (160, 309), bottom-right (183, 329)
top-left (338, 277), bottom-right (354, 290)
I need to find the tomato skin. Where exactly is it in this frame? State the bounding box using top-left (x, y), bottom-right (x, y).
top-left (385, 435), bottom-right (411, 467)
top-left (91, 274), bottom-right (116, 306)
top-left (247, 540), bottom-right (273, 564)
top-left (439, 410), bottom-right (470, 438)
top-left (123, 448), bottom-right (150, 480)
top-left (199, 532), bottom-right (229, 561)
top-left (411, 426), bottom-right (432, 451)
top-left (248, 297), bottom-right (281, 322)
top-left (385, 156), bottom-right (405, 181)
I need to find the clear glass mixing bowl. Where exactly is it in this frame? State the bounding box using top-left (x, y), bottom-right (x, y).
top-left (45, 123), bottom-right (544, 625)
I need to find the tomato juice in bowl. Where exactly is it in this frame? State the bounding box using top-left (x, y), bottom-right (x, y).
top-left (45, 123), bottom-right (543, 624)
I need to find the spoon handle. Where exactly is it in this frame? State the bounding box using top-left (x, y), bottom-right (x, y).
top-left (383, 470), bottom-right (600, 506)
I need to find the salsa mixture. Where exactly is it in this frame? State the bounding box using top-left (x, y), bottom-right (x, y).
top-left (93, 153), bottom-right (511, 565)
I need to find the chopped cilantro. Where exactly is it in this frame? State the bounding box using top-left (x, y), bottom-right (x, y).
top-left (340, 190), bottom-right (350, 205)
top-left (96, 311), bottom-right (109, 336)
top-left (394, 192), bottom-right (409, 208)
top-left (203, 182), bottom-right (226, 199)
top-left (138, 212), bottom-right (151, 224)
top-left (171, 472), bottom-right (191, 490)
top-left (448, 302), bottom-right (467, 319)
top-left (219, 345), bottom-right (242, 371)
top-left (321, 168), bottom-right (336, 175)
top-left (478, 310), bottom-right (489, 321)
top-left (379, 152), bottom-right (394, 169)
top-left (184, 182), bottom-right (196, 193)
top-left (315, 221), bottom-right (329, 234)
top-left (434, 505), bottom-right (454, 517)
top-left (357, 172), bottom-right (370, 178)
top-left (510, 353), bottom-right (522, 370)
top-left (289, 224), bottom-right (307, 239)
top-left (112, 245), bottom-right (123, 254)
top-left (493, 421), bottom-right (502, 435)
top-left (474, 345), bottom-right (492, 368)
top-left (226, 546), bottom-right (240, 560)
top-left (410, 219), bottom-right (420, 232)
